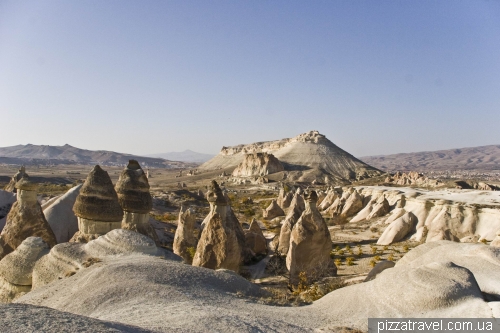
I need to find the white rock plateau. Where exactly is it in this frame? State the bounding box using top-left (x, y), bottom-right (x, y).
top-left (351, 186), bottom-right (500, 244)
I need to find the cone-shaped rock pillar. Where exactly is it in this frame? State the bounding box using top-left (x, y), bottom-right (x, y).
top-left (277, 192), bottom-right (305, 255)
top-left (4, 166), bottom-right (26, 193)
top-left (70, 165), bottom-right (123, 243)
top-left (173, 207), bottom-right (197, 263)
top-left (115, 160), bottom-right (159, 244)
top-left (286, 191), bottom-right (335, 285)
top-left (192, 180), bottom-right (246, 272)
top-left (0, 173), bottom-right (57, 260)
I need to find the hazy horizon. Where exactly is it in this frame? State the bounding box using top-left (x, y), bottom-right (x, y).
top-left (2, 1), bottom-right (499, 157)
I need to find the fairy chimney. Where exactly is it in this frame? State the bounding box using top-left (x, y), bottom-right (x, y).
top-left (115, 160), bottom-right (158, 244)
top-left (286, 191), bottom-right (335, 285)
top-left (192, 180), bottom-right (246, 271)
top-left (70, 165), bottom-right (123, 243)
top-left (0, 173), bottom-right (57, 260)
top-left (173, 207), bottom-right (198, 263)
top-left (4, 166), bottom-right (26, 192)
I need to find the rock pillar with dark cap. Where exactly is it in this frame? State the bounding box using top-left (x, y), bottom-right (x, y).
top-left (70, 165), bottom-right (123, 243)
top-left (192, 180), bottom-right (245, 272)
top-left (0, 173), bottom-right (57, 259)
top-left (4, 166), bottom-right (26, 193)
top-left (115, 160), bottom-right (159, 244)
top-left (286, 191), bottom-right (335, 285)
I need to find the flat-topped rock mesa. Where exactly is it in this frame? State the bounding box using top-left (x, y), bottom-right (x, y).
top-left (231, 152), bottom-right (284, 177)
top-left (200, 130), bottom-right (383, 183)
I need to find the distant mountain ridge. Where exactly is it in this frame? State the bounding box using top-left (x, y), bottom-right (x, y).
top-left (147, 150), bottom-right (214, 163)
top-left (360, 144), bottom-right (500, 172)
top-left (0, 144), bottom-right (195, 168)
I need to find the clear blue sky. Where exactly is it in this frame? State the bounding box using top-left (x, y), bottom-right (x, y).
top-left (1, 0), bottom-right (499, 157)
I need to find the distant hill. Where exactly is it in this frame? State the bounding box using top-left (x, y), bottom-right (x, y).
top-left (200, 130), bottom-right (383, 183)
top-left (360, 144), bottom-right (500, 172)
top-left (0, 144), bottom-right (196, 169)
top-left (147, 150), bottom-right (214, 164)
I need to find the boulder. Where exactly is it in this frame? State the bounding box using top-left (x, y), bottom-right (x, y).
top-left (244, 219), bottom-right (267, 256)
top-left (42, 185), bottom-right (81, 243)
top-left (0, 175), bottom-right (56, 260)
top-left (232, 152), bottom-right (284, 177)
top-left (173, 207), bottom-right (197, 263)
top-left (286, 191), bottom-right (334, 284)
top-left (377, 212), bottom-right (416, 245)
top-left (192, 181), bottom-right (245, 272)
top-left (115, 160), bottom-right (158, 244)
top-left (70, 165), bottom-right (123, 243)
top-left (262, 199), bottom-right (285, 220)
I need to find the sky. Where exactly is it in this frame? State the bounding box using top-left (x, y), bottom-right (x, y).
top-left (1, 1), bottom-right (499, 157)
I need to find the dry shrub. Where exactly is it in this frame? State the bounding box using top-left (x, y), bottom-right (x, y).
top-left (82, 257), bottom-right (102, 268)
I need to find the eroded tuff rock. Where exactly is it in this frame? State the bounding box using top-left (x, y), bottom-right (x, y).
top-left (263, 199), bottom-right (285, 220)
top-left (115, 160), bottom-right (158, 244)
top-left (340, 189), bottom-right (364, 219)
top-left (4, 166), bottom-right (26, 193)
top-left (386, 171), bottom-right (443, 187)
top-left (286, 191), bottom-right (334, 284)
top-left (0, 190), bottom-right (16, 230)
top-left (316, 190), bottom-right (326, 206)
top-left (278, 192), bottom-right (305, 255)
top-left (32, 229), bottom-right (174, 290)
top-left (355, 186), bottom-right (500, 244)
top-left (70, 165), bottom-right (123, 243)
top-left (173, 207), bottom-right (197, 263)
top-left (318, 189), bottom-right (338, 211)
top-left (0, 237), bottom-right (49, 303)
top-left (192, 180), bottom-right (246, 272)
top-left (363, 260), bottom-right (395, 282)
top-left (244, 219), bottom-right (267, 256)
top-left (366, 196), bottom-right (390, 220)
top-left (42, 185), bottom-right (81, 243)
top-left (492, 230), bottom-right (500, 247)
top-left (277, 187), bottom-right (293, 210)
top-left (377, 212), bottom-right (416, 245)
top-left (232, 152), bottom-right (284, 177)
top-left (0, 175), bottom-right (56, 260)
top-left (350, 189), bottom-right (384, 223)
